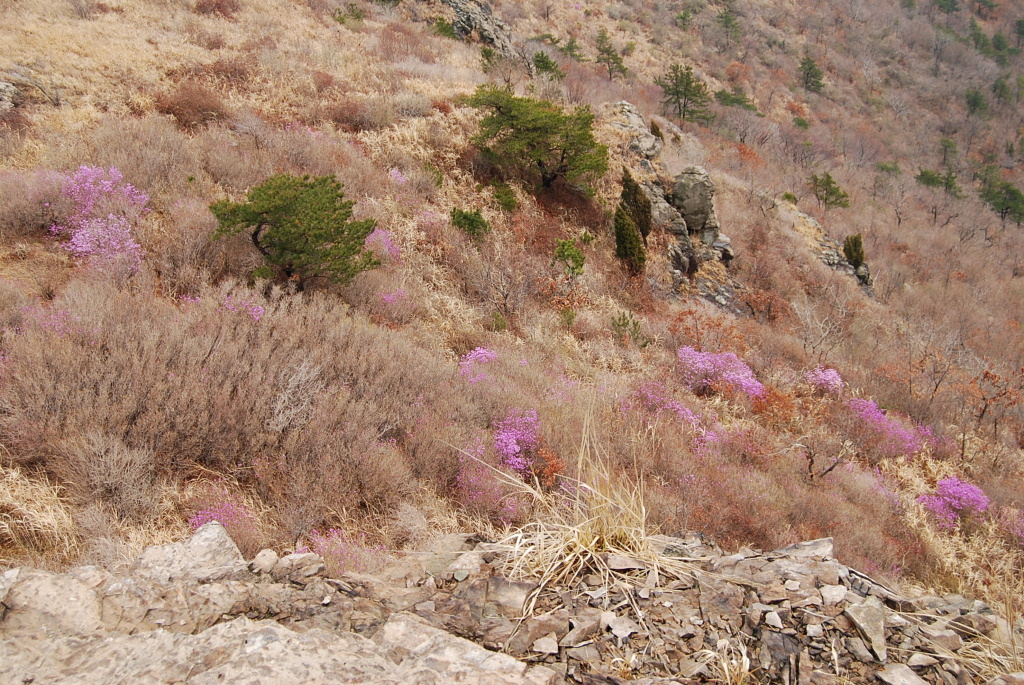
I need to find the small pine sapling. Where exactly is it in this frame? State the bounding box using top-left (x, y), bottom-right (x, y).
top-left (620, 169), bottom-right (653, 246)
top-left (614, 204), bottom-right (645, 275)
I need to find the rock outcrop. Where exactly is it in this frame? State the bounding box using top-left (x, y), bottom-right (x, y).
top-left (606, 102), bottom-right (734, 289)
top-left (3, 524), bottom-right (1020, 684)
top-left (0, 522), bottom-right (558, 684)
top-left (440, 0), bottom-right (517, 57)
top-left (0, 81), bottom-right (22, 114)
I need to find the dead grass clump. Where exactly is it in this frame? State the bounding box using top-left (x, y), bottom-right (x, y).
top-left (194, 0), bottom-right (240, 18)
top-left (0, 466), bottom-right (81, 567)
top-left (485, 397), bottom-right (700, 618)
top-left (156, 83), bottom-right (230, 130)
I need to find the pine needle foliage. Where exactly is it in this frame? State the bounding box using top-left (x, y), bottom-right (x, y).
top-left (655, 63), bottom-right (713, 123)
top-left (843, 233), bottom-right (866, 268)
top-left (620, 169), bottom-right (653, 246)
top-left (614, 204), bottom-right (646, 275)
top-left (468, 85), bottom-right (609, 192)
top-left (211, 174), bottom-right (378, 288)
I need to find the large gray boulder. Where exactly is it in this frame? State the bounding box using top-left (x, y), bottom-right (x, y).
top-left (132, 521), bottom-right (248, 584)
top-left (671, 166), bottom-right (720, 247)
top-left (0, 81), bottom-right (22, 114)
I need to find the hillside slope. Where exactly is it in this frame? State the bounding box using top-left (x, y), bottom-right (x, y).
top-left (1, 0), bottom-right (1023, 663)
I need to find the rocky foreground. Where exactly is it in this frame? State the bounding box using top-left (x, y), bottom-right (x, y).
top-left (1, 523), bottom-right (1022, 684)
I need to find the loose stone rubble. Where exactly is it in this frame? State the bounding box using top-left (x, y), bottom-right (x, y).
top-left (2, 523), bottom-right (1022, 684)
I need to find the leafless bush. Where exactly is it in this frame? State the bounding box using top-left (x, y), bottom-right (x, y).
top-left (56, 432), bottom-right (157, 523)
top-left (153, 198), bottom-right (220, 296)
top-left (206, 56), bottom-right (255, 85)
top-left (0, 279), bottom-right (462, 537)
top-left (199, 127), bottom-right (272, 191)
top-left (0, 169), bottom-right (68, 240)
top-left (87, 115), bottom-right (205, 200)
top-left (155, 83), bottom-right (230, 130)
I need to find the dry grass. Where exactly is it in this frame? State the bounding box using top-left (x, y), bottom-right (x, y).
top-left (0, 465), bottom-right (81, 568)
top-left (472, 394), bottom-right (702, 621)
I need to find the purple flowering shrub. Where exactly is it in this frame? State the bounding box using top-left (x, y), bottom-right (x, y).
top-left (677, 346), bottom-right (765, 399)
top-left (455, 438), bottom-right (527, 525)
top-left (997, 507), bottom-right (1024, 547)
top-left (49, 166), bottom-right (148, 272)
top-left (494, 408), bottom-right (540, 478)
top-left (846, 398), bottom-right (933, 459)
top-left (189, 484), bottom-right (262, 556)
top-left (805, 366), bottom-right (844, 395)
top-left (301, 528), bottom-right (390, 575)
top-left (917, 477), bottom-right (990, 530)
top-left (458, 347), bottom-right (498, 384)
top-left (632, 381), bottom-right (701, 427)
top-left (364, 227), bottom-right (401, 262)
top-left (221, 294), bottom-right (265, 322)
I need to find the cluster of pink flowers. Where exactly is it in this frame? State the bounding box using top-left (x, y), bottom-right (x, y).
top-left (805, 366), bottom-right (844, 394)
top-left (847, 398), bottom-right (930, 456)
top-left (388, 168), bottom-right (407, 184)
top-left (997, 507), bottom-right (1024, 546)
top-left (18, 306), bottom-right (81, 337)
top-left (222, 295), bottom-right (265, 322)
top-left (458, 347), bottom-right (497, 383)
top-left (49, 166), bottom-right (147, 271)
top-left (677, 346), bottom-right (765, 399)
top-left (301, 528), bottom-right (388, 574)
top-left (634, 382), bottom-right (701, 427)
top-left (189, 499), bottom-right (256, 530)
top-left (917, 477), bottom-right (990, 530)
top-left (493, 408), bottom-right (540, 478)
top-left (179, 294), bottom-right (201, 304)
top-left (380, 289), bottom-right (407, 304)
top-left (364, 228), bottom-right (401, 261)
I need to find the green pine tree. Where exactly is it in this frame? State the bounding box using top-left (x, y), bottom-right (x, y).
top-left (807, 172), bottom-right (850, 210)
top-left (211, 174), bottom-right (378, 289)
top-left (595, 29), bottom-right (627, 80)
top-left (843, 234), bottom-right (866, 269)
top-left (468, 85), bottom-right (608, 191)
top-left (655, 63), bottom-right (713, 123)
top-left (620, 169), bottom-right (653, 246)
top-left (799, 56), bottom-right (825, 93)
top-left (614, 204), bottom-right (646, 275)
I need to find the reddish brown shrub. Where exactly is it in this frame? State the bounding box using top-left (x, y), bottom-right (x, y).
top-left (753, 385), bottom-right (798, 428)
top-left (155, 83), bottom-right (229, 130)
top-left (207, 56), bottom-right (254, 85)
top-left (311, 70), bottom-right (335, 93)
top-left (325, 97), bottom-right (395, 132)
top-left (194, 0), bottom-right (240, 17)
